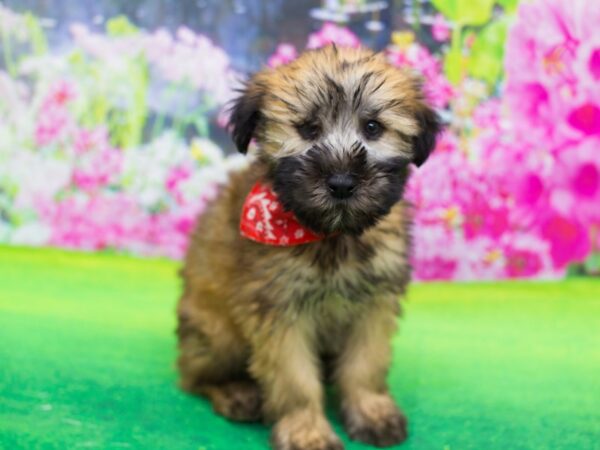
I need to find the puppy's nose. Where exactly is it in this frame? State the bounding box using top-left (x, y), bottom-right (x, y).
top-left (327, 174), bottom-right (357, 199)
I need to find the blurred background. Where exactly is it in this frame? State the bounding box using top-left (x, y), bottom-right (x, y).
top-left (0, 0), bottom-right (599, 281)
top-left (1, 3), bottom-right (599, 450)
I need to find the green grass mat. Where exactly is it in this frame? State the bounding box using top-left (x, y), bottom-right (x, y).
top-left (1, 246), bottom-right (599, 449)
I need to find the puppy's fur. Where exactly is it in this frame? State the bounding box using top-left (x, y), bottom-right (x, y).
top-left (177, 46), bottom-right (440, 450)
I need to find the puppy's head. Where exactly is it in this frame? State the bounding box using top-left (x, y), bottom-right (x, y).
top-left (230, 45), bottom-right (441, 235)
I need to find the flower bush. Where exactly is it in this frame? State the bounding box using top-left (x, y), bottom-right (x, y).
top-left (0, 9), bottom-right (242, 258)
top-left (407, 0), bottom-right (600, 279)
top-left (0, 1), bottom-right (598, 280)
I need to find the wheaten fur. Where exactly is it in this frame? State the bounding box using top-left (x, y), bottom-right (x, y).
top-left (177, 45), bottom-right (440, 450)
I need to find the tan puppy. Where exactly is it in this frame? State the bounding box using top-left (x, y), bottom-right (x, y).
top-left (177, 45), bottom-right (440, 450)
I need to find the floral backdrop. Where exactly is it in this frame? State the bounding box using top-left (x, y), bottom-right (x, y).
top-left (0, 0), bottom-right (598, 280)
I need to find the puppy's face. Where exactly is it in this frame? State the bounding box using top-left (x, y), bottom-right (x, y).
top-left (230, 45), bottom-right (440, 235)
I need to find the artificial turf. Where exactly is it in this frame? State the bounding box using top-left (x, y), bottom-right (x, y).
top-left (0, 245), bottom-right (599, 450)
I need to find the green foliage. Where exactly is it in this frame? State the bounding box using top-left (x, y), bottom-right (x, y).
top-left (24, 12), bottom-right (48, 56)
top-left (1, 12), bottom-right (47, 76)
top-left (106, 15), bottom-right (139, 37)
top-left (57, 15), bottom-right (149, 149)
top-left (585, 252), bottom-right (600, 275)
top-left (467, 17), bottom-right (508, 85)
top-left (68, 49), bottom-right (149, 149)
top-left (0, 26), bottom-right (16, 77)
top-left (109, 57), bottom-right (149, 149)
top-left (435, 0), bottom-right (519, 87)
top-left (444, 32), bottom-right (464, 85)
top-left (497, 0), bottom-right (519, 13)
top-left (431, 0), bottom-right (495, 26)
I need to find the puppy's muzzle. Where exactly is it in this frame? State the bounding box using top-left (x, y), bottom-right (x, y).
top-left (327, 173), bottom-right (358, 199)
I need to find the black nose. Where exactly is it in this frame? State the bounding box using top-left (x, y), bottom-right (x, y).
top-left (327, 174), bottom-right (358, 199)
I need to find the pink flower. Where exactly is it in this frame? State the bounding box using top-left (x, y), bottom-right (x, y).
top-left (141, 207), bottom-right (202, 259)
top-left (37, 190), bottom-right (211, 259)
top-left (166, 165), bottom-right (192, 192)
top-left (505, 0), bottom-right (600, 145)
top-left (504, 247), bottom-right (543, 278)
top-left (166, 164), bottom-right (192, 205)
top-left (572, 162), bottom-right (599, 198)
top-left (35, 107), bottom-right (71, 146)
top-left (463, 200), bottom-right (509, 241)
top-left (73, 128), bottom-right (110, 154)
top-left (307, 23), bottom-right (361, 49)
top-left (34, 80), bottom-right (78, 146)
top-left (576, 38), bottom-right (600, 86)
top-left (505, 82), bottom-right (551, 133)
top-left (585, 48), bottom-right (600, 79)
top-left (515, 173), bottom-right (545, 206)
top-left (431, 14), bottom-right (451, 42)
top-left (387, 44), bottom-right (454, 108)
top-left (589, 50), bottom-right (600, 75)
top-left (550, 139), bottom-right (600, 224)
top-left (406, 149), bottom-right (471, 218)
top-left (567, 103), bottom-right (600, 135)
top-left (71, 147), bottom-right (123, 191)
top-left (541, 215), bottom-right (590, 268)
top-left (268, 43), bottom-right (298, 68)
top-left (472, 99), bottom-right (502, 129)
top-left (39, 194), bottom-right (146, 251)
top-left (411, 225), bottom-right (460, 281)
top-left (434, 130), bottom-right (459, 154)
top-left (499, 233), bottom-right (558, 279)
top-left (415, 256), bottom-right (458, 280)
top-left (45, 80), bottom-right (77, 108)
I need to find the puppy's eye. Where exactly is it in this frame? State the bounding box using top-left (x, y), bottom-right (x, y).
top-left (296, 122), bottom-right (322, 141)
top-left (363, 120), bottom-right (384, 140)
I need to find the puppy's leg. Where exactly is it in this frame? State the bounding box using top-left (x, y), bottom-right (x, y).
top-left (336, 301), bottom-right (407, 447)
top-left (195, 381), bottom-right (262, 423)
top-left (177, 300), bottom-right (261, 422)
top-left (250, 319), bottom-right (343, 450)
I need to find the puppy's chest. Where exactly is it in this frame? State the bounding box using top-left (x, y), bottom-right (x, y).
top-left (277, 235), bottom-right (409, 312)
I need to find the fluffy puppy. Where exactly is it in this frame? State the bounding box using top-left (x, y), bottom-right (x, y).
top-left (177, 45), bottom-right (440, 450)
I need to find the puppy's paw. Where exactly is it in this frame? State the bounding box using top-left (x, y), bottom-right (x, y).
top-left (210, 381), bottom-right (262, 422)
top-left (271, 410), bottom-right (344, 450)
top-left (342, 393), bottom-right (407, 447)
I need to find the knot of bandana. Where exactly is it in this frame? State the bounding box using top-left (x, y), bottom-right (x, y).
top-left (240, 181), bottom-right (326, 246)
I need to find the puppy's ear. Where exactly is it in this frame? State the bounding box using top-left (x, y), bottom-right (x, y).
top-left (229, 77), bottom-right (264, 154)
top-left (412, 103), bottom-right (441, 167)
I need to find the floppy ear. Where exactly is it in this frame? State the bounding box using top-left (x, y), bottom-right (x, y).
top-left (412, 103), bottom-right (441, 167)
top-left (229, 78), bottom-right (264, 154)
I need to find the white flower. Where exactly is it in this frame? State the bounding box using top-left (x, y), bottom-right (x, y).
top-left (11, 223), bottom-right (51, 245)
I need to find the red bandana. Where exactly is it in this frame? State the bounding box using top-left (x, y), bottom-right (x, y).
top-left (240, 181), bottom-right (326, 246)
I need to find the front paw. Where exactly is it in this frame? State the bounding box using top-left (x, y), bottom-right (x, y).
top-left (342, 393), bottom-right (407, 447)
top-left (271, 409), bottom-right (344, 450)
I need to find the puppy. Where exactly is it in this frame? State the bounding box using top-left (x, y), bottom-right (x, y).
top-left (177, 45), bottom-right (440, 450)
